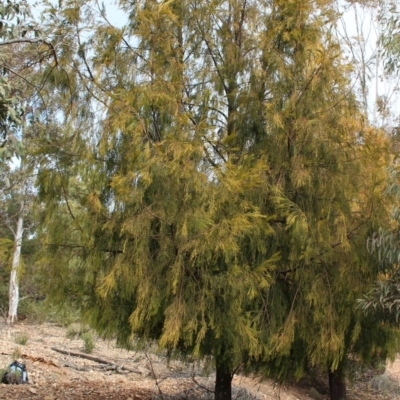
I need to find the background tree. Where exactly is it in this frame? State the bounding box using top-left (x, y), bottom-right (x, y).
top-left (0, 0), bottom-right (57, 160)
top-left (0, 149), bottom-right (37, 323)
top-left (358, 163), bottom-right (400, 322)
top-left (238, 2), bottom-right (399, 399)
top-left (356, 1), bottom-right (400, 325)
top-left (0, 6), bottom-right (58, 322)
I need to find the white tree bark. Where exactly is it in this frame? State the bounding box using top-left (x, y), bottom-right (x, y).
top-left (7, 201), bottom-right (24, 324)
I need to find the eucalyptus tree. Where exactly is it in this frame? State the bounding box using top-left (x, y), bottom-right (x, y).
top-left (0, 4), bottom-right (58, 321)
top-left (0, 146), bottom-right (36, 323)
top-left (0, 0), bottom-right (57, 160)
top-left (0, 97), bottom-right (52, 323)
top-left (0, 0), bottom-right (28, 158)
top-left (36, 0), bottom-right (397, 399)
top-left (358, 165), bottom-right (400, 321)
top-left (379, 0), bottom-right (400, 76)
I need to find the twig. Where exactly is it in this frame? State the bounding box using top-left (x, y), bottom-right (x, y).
top-left (145, 351), bottom-right (165, 400)
top-left (141, 202), bottom-right (171, 226)
top-left (232, 363), bottom-right (243, 376)
top-left (61, 184), bottom-right (81, 231)
top-left (189, 364), bottom-right (214, 393)
top-left (191, 375), bottom-right (214, 394)
top-left (0, 38), bottom-right (58, 66)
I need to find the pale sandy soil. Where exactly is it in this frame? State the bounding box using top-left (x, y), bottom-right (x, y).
top-left (0, 322), bottom-right (397, 399)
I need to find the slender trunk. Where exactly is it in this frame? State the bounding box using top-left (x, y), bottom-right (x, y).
top-left (374, 11), bottom-right (380, 126)
top-left (329, 369), bottom-right (346, 400)
top-left (8, 201), bottom-right (24, 324)
top-left (215, 362), bottom-right (233, 400)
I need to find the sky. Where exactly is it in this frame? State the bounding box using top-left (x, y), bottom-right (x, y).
top-left (103, 0), bottom-right (399, 127)
top-left (96, 0), bottom-right (127, 27)
top-left (337, 2), bottom-right (399, 127)
top-left (28, 0), bottom-right (398, 127)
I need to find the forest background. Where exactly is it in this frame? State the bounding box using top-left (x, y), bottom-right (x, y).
top-left (2, 1), bottom-right (400, 400)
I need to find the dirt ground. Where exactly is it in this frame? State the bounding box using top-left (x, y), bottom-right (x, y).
top-left (0, 322), bottom-right (398, 399)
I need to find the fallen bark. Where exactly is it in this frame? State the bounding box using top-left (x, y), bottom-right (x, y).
top-left (23, 355), bottom-right (60, 368)
top-left (0, 352), bottom-right (59, 368)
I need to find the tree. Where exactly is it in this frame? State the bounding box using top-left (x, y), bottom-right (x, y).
top-left (0, 152), bottom-right (30, 323)
top-left (358, 163), bottom-right (400, 322)
top-left (36, 0), bottom-right (398, 399)
top-left (0, 0), bottom-right (57, 160)
top-left (0, 0), bottom-right (61, 322)
top-left (380, 0), bottom-right (400, 76)
top-left (356, 0), bottom-right (400, 328)
top-left (240, 2), bottom-right (398, 399)
top-left (38, 3), bottom-right (279, 399)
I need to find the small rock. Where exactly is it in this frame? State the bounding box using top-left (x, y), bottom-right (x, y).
top-left (28, 387), bottom-right (37, 395)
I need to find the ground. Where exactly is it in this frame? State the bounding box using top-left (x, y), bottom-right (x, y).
top-left (0, 322), bottom-right (398, 399)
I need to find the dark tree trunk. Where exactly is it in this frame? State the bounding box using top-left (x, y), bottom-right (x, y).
top-left (329, 369), bottom-right (347, 400)
top-left (215, 363), bottom-right (233, 400)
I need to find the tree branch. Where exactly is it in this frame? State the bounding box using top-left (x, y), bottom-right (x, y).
top-left (0, 38), bottom-right (58, 66)
top-left (141, 202), bottom-right (171, 226)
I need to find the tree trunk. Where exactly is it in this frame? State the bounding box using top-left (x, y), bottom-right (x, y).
top-left (8, 203), bottom-right (24, 324)
top-left (329, 369), bottom-right (347, 400)
top-left (215, 362), bottom-right (233, 400)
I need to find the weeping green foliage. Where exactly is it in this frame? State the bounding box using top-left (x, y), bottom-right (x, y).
top-left (240, 0), bottom-right (398, 382)
top-left (37, 0), bottom-right (283, 379)
top-left (36, 0), bottom-right (398, 397)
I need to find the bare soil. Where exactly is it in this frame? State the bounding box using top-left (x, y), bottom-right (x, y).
top-left (0, 322), bottom-right (397, 399)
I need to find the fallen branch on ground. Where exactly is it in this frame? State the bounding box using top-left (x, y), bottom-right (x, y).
top-left (63, 362), bottom-right (91, 372)
top-left (50, 347), bottom-right (141, 374)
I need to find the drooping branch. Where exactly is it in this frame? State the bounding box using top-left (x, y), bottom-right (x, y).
top-left (278, 214), bottom-right (374, 276)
